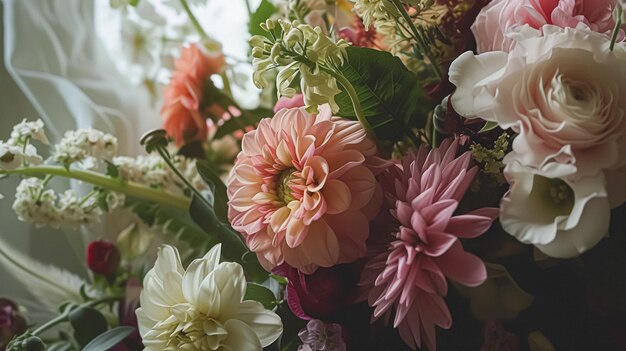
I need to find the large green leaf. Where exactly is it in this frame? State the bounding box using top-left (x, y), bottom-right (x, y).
top-left (126, 199), bottom-right (216, 255)
top-left (249, 0), bottom-right (277, 38)
top-left (335, 47), bottom-right (430, 142)
top-left (196, 160), bottom-right (229, 222)
top-left (244, 282), bottom-right (277, 309)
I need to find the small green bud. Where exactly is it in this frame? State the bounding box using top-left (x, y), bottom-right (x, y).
top-left (22, 336), bottom-right (45, 351)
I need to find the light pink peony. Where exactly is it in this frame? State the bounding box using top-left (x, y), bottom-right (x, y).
top-left (360, 139), bottom-right (498, 351)
top-left (161, 44), bottom-right (225, 146)
top-left (472, 0), bottom-right (620, 53)
top-left (227, 105), bottom-right (386, 274)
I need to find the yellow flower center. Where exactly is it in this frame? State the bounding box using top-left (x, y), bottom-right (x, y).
top-left (277, 168), bottom-right (297, 204)
top-left (530, 175), bottom-right (575, 218)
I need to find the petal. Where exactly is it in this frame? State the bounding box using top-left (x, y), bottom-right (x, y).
top-left (445, 208), bottom-right (498, 238)
top-left (299, 219), bottom-right (340, 268)
top-left (222, 319), bottom-right (263, 351)
top-left (322, 179), bottom-right (352, 214)
top-left (229, 300), bottom-right (283, 347)
top-left (211, 262), bottom-right (247, 316)
top-left (435, 242), bottom-right (487, 287)
top-left (154, 245), bottom-right (184, 278)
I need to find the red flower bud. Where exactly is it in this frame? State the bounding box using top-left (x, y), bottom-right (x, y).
top-left (86, 240), bottom-right (121, 279)
top-left (0, 298), bottom-right (27, 350)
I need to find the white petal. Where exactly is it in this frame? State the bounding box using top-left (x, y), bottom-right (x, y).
top-left (449, 51), bottom-right (507, 120)
top-left (211, 262), bottom-right (247, 317)
top-left (202, 243), bottom-right (223, 268)
top-left (229, 301), bottom-right (283, 347)
top-left (222, 319), bottom-right (263, 351)
top-left (154, 245), bottom-right (184, 278)
top-left (182, 259), bottom-right (211, 305)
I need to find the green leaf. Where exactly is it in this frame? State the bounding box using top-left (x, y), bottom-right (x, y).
top-left (249, 0), bottom-right (277, 38)
top-left (213, 107), bottom-right (273, 140)
top-left (335, 47), bottom-right (431, 142)
top-left (188, 195), bottom-right (246, 262)
top-left (196, 161), bottom-right (229, 222)
top-left (126, 199), bottom-right (216, 255)
top-left (245, 282), bottom-right (277, 309)
top-left (479, 121), bottom-right (499, 133)
top-left (105, 160), bottom-right (119, 178)
top-left (69, 307), bottom-right (108, 347)
top-left (83, 326), bottom-right (136, 351)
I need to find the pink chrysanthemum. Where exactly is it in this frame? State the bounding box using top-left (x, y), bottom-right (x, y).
top-left (227, 105), bottom-right (386, 273)
top-left (360, 138), bottom-right (498, 351)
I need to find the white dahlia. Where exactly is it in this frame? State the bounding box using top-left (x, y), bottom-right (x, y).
top-left (136, 244), bottom-right (283, 351)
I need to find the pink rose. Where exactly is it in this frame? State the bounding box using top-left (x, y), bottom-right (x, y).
top-left (472, 0), bottom-right (620, 53)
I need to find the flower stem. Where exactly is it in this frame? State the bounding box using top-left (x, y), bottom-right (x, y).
top-left (180, 0), bottom-right (210, 40)
top-left (0, 166), bottom-right (190, 210)
top-left (611, 6), bottom-right (622, 51)
top-left (31, 296), bottom-right (121, 336)
top-left (389, 0), bottom-right (442, 80)
top-left (324, 68), bottom-right (378, 143)
top-left (155, 148), bottom-right (210, 209)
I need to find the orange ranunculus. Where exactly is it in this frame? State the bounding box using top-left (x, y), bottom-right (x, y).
top-left (161, 44), bottom-right (225, 146)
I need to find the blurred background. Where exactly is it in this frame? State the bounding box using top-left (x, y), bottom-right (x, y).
top-left (0, 0), bottom-right (259, 307)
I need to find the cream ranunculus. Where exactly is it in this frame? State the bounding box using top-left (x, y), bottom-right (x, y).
top-left (500, 161), bottom-right (610, 258)
top-left (450, 25), bottom-right (626, 208)
top-left (136, 245), bottom-right (283, 351)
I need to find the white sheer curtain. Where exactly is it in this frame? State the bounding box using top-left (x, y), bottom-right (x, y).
top-left (0, 0), bottom-right (159, 302)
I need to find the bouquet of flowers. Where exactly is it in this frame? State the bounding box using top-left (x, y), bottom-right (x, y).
top-left (2, 0), bottom-right (626, 350)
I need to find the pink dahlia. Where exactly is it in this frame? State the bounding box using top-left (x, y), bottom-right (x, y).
top-left (227, 105), bottom-right (386, 273)
top-left (359, 138), bottom-right (498, 351)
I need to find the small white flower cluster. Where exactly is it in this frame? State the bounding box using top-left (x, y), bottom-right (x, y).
top-left (0, 119), bottom-right (47, 170)
top-left (113, 154), bottom-right (206, 195)
top-left (53, 129), bottom-right (118, 169)
top-left (9, 119), bottom-right (49, 145)
top-left (250, 19), bottom-right (349, 113)
top-left (12, 177), bottom-right (125, 229)
top-left (288, 0), bottom-right (327, 27)
top-left (352, 0), bottom-right (447, 73)
top-left (352, 0), bottom-right (391, 29)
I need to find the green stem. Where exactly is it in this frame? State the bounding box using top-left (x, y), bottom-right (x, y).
top-left (180, 0), bottom-right (210, 40)
top-left (32, 296), bottom-right (121, 336)
top-left (156, 148), bottom-right (211, 210)
top-left (244, 0), bottom-right (253, 18)
top-left (611, 6), bottom-right (622, 51)
top-left (324, 68), bottom-right (378, 142)
top-left (78, 189), bottom-right (99, 207)
top-left (0, 166), bottom-right (190, 210)
top-left (220, 71), bottom-right (233, 97)
top-left (389, 0), bottom-right (442, 80)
